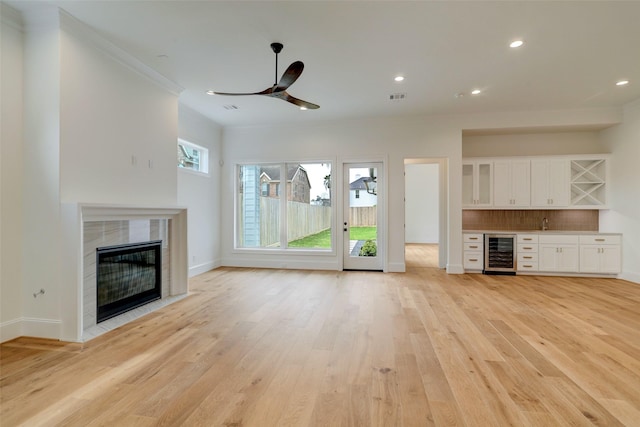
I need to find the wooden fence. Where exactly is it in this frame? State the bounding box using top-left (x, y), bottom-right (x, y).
top-left (260, 198), bottom-right (331, 246)
top-left (238, 197), bottom-right (374, 246)
top-left (349, 206), bottom-right (377, 227)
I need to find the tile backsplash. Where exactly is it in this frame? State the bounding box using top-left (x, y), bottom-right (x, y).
top-left (462, 210), bottom-right (599, 231)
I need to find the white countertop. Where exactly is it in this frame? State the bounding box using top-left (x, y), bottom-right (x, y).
top-left (463, 230), bottom-right (622, 235)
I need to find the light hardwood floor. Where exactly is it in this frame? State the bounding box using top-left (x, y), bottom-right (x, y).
top-left (2, 246), bottom-right (640, 426)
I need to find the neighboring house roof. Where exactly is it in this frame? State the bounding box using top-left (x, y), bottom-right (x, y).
top-left (261, 165), bottom-right (310, 187)
top-left (350, 176), bottom-right (373, 190)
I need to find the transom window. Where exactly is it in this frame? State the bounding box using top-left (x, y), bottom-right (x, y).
top-left (178, 139), bottom-right (209, 174)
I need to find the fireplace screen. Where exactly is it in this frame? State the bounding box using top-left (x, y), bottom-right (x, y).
top-left (96, 240), bottom-right (162, 323)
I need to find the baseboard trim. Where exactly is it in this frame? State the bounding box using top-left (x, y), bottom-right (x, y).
top-left (0, 318), bottom-right (22, 343)
top-left (1, 317), bottom-right (61, 343)
top-left (387, 262), bottom-right (406, 273)
top-left (189, 260), bottom-right (219, 277)
top-left (446, 263), bottom-right (465, 274)
top-left (619, 270), bottom-right (640, 285)
top-left (221, 257), bottom-right (339, 271)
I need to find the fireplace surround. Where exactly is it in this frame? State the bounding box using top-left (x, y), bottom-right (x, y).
top-left (60, 204), bottom-right (188, 342)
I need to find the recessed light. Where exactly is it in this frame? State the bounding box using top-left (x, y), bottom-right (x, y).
top-left (471, 89), bottom-right (482, 95)
top-left (394, 76), bottom-right (405, 82)
top-left (510, 40), bottom-right (524, 48)
top-left (616, 80), bottom-right (630, 86)
top-left (206, 90), bottom-right (215, 95)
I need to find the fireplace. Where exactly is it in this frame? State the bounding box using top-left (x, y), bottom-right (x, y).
top-left (96, 240), bottom-right (162, 323)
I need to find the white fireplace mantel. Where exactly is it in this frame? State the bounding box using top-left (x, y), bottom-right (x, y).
top-left (60, 203), bottom-right (189, 342)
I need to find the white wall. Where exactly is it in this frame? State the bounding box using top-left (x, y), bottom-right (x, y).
top-left (177, 104), bottom-right (223, 276)
top-left (600, 98), bottom-right (640, 283)
top-left (405, 163), bottom-right (439, 243)
top-left (20, 7), bottom-right (64, 339)
top-left (221, 117), bottom-right (463, 273)
top-left (1, 4), bottom-right (25, 341)
top-left (1, 6), bottom-right (184, 342)
top-left (59, 25), bottom-right (178, 205)
top-left (463, 131), bottom-right (607, 157)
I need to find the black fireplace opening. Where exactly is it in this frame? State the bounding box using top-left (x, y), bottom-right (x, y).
top-left (96, 240), bottom-right (162, 323)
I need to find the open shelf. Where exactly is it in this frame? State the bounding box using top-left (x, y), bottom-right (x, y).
top-left (570, 159), bottom-right (606, 206)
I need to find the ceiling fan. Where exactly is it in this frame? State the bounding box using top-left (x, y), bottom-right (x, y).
top-left (212, 42), bottom-right (320, 110)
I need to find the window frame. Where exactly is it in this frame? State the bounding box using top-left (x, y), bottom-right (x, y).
top-left (177, 138), bottom-right (209, 175)
top-left (233, 161), bottom-right (335, 254)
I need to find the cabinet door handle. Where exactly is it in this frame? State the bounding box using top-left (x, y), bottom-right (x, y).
top-left (523, 256), bottom-right (532, 259)
top-left (595, 238), bottom-right (605, 242)
top-left (469, 245), bottom-right (478, 249)
top-left (523, 238), bottom-right (532, 241)
top-left (523, 247), bottom-right (533, 250)
top-left (469, 237), bottom-right (478, 240)
top-left (469, 258), bottom-right (478, 262)
top-left (523, 264), bottom-right (532, 268)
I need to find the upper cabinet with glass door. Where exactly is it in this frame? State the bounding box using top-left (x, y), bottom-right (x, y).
top-left (462, 160), bottom-right (492, 208)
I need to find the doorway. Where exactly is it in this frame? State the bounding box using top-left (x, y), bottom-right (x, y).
top-left (404, 159), bottom-right (447, 269)
top-left (343, 162), bottom-right (383, 271)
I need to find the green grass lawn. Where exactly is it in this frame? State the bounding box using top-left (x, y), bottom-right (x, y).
top-left (288, 226), bottom-right (376, 248)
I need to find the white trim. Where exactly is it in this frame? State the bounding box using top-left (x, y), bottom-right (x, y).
top-left (0, 318), bottom-right (22, 343)
top-left (0, 3), bottom-right (23, 30)
top-left (189, 261), bottom-right (219, 277)
top-left (58, 10), bottom-right (183, 96)
top-left (447, 263), bottom-right (465, 274)
top-left (221, 257), bottom-right (339, 271)
top-left (615, 271), bottom-right (640, 285)
top-left (387, 262), bottom-right (406, 273)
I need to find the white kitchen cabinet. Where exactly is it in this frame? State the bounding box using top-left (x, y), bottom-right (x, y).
top-left (493, 159), bottom-right (530, 207)
top-left (539, 235), bottom-right (579, 272)
top-left (462, 161), bottom-right (492, 207)
top-left (517, 234), bottom-right (538, 272)
top-left (579, 235), bottom-right (621, 274)
top-left (531, 159), bottom-right (570, 207)
top-left (463, 233), bottom-right (484, 271)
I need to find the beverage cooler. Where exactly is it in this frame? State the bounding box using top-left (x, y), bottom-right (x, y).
top-left (483, 234), bottom-right (516, 275)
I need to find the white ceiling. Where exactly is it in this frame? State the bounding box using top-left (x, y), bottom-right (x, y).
top-left (9, 1), bottom-right (640, 127)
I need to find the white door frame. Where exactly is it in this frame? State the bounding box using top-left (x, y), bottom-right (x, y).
top-left (342, 162), bottom-right (385, 271)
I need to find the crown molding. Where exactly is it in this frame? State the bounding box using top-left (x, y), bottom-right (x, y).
top-left (1, 3), bottom-right (24, 31)
top-left (58, 9), bottom-right (183, 96)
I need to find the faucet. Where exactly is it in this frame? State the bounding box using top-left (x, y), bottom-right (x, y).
top-left (541, 217), bottom-right (549, 231)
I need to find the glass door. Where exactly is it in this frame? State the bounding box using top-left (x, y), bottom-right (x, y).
top-left (343, 163), bottom-right (383, 271)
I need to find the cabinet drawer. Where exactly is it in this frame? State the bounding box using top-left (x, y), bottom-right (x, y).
top-left (518, 253), bottom-right (538, 263)
top-left (518, 262), bottom-right (538, 271)
top-left (518, 234), bottom-right (539, 243)
top-left (463, 233), bottom-right (483, 243)
top-left (517, 243), bottom-right (538, 253)
top-left (539, 235), bottom-right (579, 245)
top-left (464, 242), bottom-right (483, 251)
top-left (463, 252), bottom-right (483, 270)
top-left (579, 235), bottom-right (621, 245)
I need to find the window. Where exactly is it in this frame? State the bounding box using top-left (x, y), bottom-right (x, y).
top-left (236, 162), bottom-right (332, 250)
top-left (355, 190), bottom-right (360, 199)
top-left (178, 139), bottom-right (209, 174)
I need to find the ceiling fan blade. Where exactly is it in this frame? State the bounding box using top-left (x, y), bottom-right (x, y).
top-left (282, 92), bottom-right (320, 109)
top-left (213, 86), bottom-right (274, 96)
top-left (275, 61), bottom-right (304, 91)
